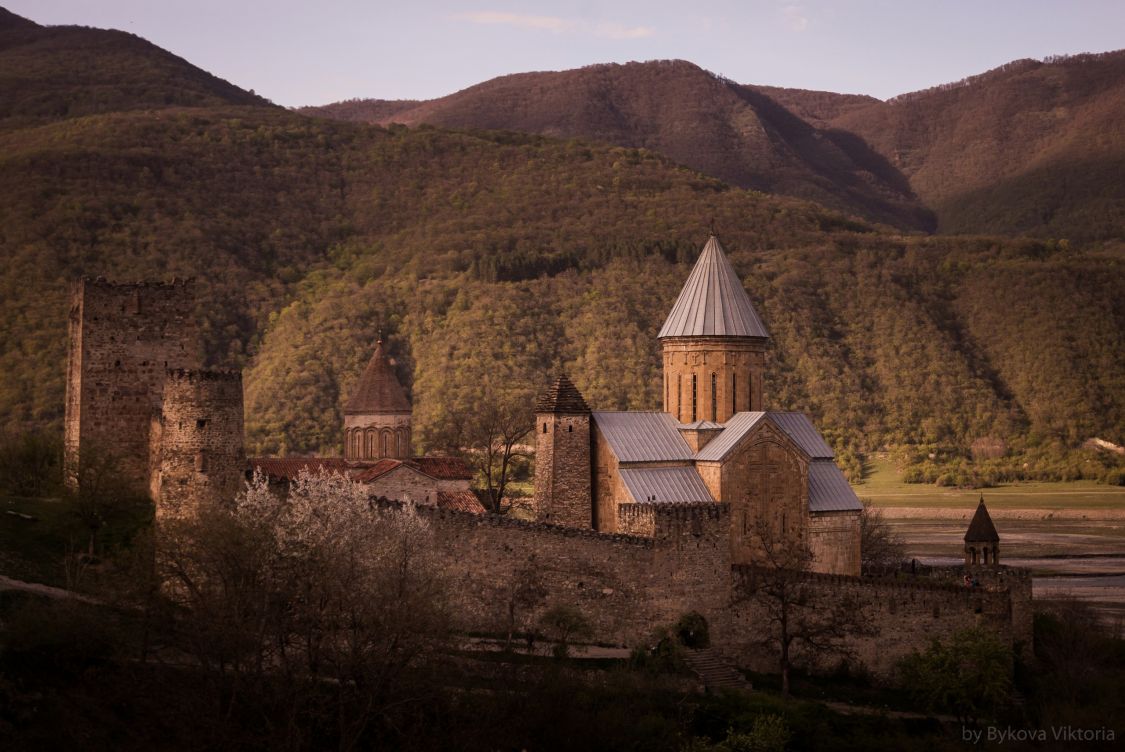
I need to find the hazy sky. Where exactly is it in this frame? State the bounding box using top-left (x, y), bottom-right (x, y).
top-left (9, 1), bottom-right (1125, 107)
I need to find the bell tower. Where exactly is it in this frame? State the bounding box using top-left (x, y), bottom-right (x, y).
top-left (659, 235), bottom-right (769, 423)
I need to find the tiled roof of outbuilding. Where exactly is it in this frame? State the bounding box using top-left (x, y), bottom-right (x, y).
top-left (437, 490), bottom-right (487, 514)
top-left (535, 374), bottom-right (590, 413)
top-left (248, 457), bottom-right (350, 481)
top-left (658, 235), bottom-right (769, 339)
top-left (351, 456), bottom-right (474, 483)
top-left (345, 339), bottom-right (411, 415)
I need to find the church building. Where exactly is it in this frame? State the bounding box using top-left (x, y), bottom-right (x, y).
top-left (532, 235), bottom-right (863, 575)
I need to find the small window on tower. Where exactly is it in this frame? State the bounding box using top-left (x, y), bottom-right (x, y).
top-left (711, 372), bottom-right (717, 421)
top-left (196, 418), bottom-right (208, 429)
top-left (691, 374), bottom-right (697, 422)
top-left (195, 450), bottom-right (207, 473)
top-left (567, 424), bottom-right (572, 433)
top-left (543, 423), bottom-right (547, 434)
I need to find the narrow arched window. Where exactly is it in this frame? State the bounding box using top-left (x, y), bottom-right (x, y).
top-left (710, 372), bottom-right (717, 421)
top-left (732, 373), bottom-right (737, 414)
top-left (691, 374), bottom-right (697, 422)
top-left (677, 374), bottom-right (682, 419)
top-left (382, 431), bottom-right (390, 457)
top-left (542, 422), bottom-right (547, 434)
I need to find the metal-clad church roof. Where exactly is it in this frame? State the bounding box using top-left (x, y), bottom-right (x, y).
top-left (591, 412), bottom-right (694, 462)
top-left (808, 461), bottom-right (863, 512)
top-left (693, 411), bottom-right (834, 462)
top-left (658, 235), bottom-right (769, 339)
top-left (620, 467), bottom-right (716, 503)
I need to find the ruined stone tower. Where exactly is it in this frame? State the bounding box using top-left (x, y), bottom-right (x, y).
top-left (965, 496), bottom-right (1000, 567)
top-left (533, 374), bottom-right (592, 528)
top-left (344, 338), bottom-right (412, 461)
top-left (658, 235), bottom-right (769, 423)
top-left (64, 277), bottom-right (201, 494)
top-left (149, 369), bottom-right (246, 519)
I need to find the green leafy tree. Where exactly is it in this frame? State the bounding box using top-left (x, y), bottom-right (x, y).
top-left (896, 627), bottom-right (1014, 723)
top-left (412, 284), bottom-right (562, 512)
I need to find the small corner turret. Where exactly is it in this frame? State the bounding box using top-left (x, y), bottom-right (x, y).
top-left (964, 495), bottom-right (1000, 567)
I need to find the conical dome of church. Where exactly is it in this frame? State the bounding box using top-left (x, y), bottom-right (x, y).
top-left (658, 235), bottom-right (769, 339)
top-left (345, 339), bottom-right (411, 415)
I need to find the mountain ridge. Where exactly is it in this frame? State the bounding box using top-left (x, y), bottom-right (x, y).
top-left (303, 52), bottom-right (1125, 240)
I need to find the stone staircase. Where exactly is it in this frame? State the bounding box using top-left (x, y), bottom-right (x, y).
top-left (683, 648), bottom-right (752, 692)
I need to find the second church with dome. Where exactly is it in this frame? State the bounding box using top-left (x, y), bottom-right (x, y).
top-left (532, 235), bottom-right (863, 576)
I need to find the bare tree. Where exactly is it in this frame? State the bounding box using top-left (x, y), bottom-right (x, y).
top-left (445, 396), bottom-right (532, 514)
top-left (502, 556), bottom-right (548, 651)
top-left (737, 518), bottom-right (872, 696)
top-left (859, 499), bottom-right (906, 575)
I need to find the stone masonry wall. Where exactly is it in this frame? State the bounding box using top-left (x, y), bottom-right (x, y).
top-left (415, 501), bottom-right (732, 646)
top-left (153, 369), bottom-right (245, 520)
top-left (365, 465), bottom-right (467, 505)
top-left (64, 278), bottom-right (200, 494)
top-left (808, 510), bottom-right (861, 576)
top-left (533, 413), bottom-right (592, 528)
top-left (661, 336), bottom-right (767, 423)
top-left (725, 567), bottom-right (1032, 677)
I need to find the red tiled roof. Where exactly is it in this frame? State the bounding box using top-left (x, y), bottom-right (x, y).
top-left (437, 490), bottom-right (487, 514)
top-left (411, 456), bottom-right (473, 480)
top-left (345, 339), bottom-right (411, 415)
top-left (249, 457), bottom-right (349, 481)
top-left (350, 459), bottom-right (403, 483)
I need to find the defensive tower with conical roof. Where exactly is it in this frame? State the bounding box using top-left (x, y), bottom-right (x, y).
top-left (659, 235), bottom-right (769, 424)
top-left (964, 495), bottom-right (1001, 567)
top-left (344, 339), bottom-right (412, 461)
top-left (533, 374), bottom-right (593, 528)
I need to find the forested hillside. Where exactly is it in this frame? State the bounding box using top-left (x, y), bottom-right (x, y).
top-left (1, 8), bottom-right (1122, 484)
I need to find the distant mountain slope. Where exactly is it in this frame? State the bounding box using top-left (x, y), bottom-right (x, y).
top-left (822, 51), bottom-right (1125, 240)
top-left (307, 61), bottom-right (934, 232)
top-left (0, 7), bottom-right (270, 126)
top-left (308, 53), bottom-right (1125, 241)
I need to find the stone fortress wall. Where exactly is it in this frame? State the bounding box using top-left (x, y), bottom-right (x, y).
top-left (64, 276), bottom-right (1033, 680)
top-left (413, 500), bottom-right (1032, 676)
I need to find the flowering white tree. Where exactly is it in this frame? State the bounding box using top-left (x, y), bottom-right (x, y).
top-left (158, 469), bottom-right (450, 745)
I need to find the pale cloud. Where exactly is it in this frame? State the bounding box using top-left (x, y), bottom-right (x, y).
top-left (780, 3), bottom-right (809, 32)
top-left (452, 11), bottom-right (654, 40)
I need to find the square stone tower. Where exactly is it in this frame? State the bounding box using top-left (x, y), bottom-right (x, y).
top-left (64, 277), bottom-right (201, 494)
top-left (532, 374), bottom-right (592, 528)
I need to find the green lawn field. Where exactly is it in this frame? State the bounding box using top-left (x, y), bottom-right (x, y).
top-left (855, 458), bottom-right (1125, 510)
